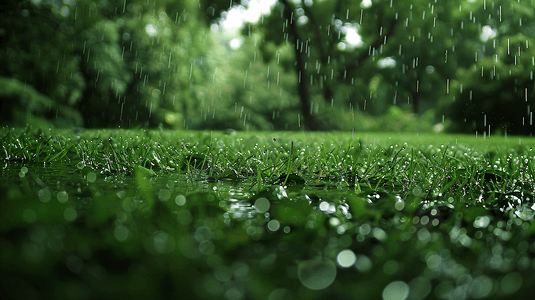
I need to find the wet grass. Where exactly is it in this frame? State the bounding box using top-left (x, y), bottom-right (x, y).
top-left (2, 126), bottom-right (535, 299)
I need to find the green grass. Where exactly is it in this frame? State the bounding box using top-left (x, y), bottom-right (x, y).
top-left (1, 126), bottom-right (535, 299)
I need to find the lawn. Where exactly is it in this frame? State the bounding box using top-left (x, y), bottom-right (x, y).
top-left (1, 127), bottom-right (535, 300)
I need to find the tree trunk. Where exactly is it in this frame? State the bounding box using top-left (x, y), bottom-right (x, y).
top-left (280, 0), bottom-right (323, 130)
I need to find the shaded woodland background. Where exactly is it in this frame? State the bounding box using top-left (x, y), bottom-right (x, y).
top-left (1, 0), bottom-right (534, 134)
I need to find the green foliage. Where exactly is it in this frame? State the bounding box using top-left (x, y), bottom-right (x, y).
top-left (0, 77), bottom-right (83, 128)
top-left (444, 31), bottom-right (535, 135)
top-left (192, 31), bottom-right (301, 130)
top-left (72, 0), bottom-right (210, 128)
top-left (2, 0), bottom-right (535, 133)
top-left (0, 0), bottom-right (211, 129)
top-left (0, 0), bottom-right (86, 127)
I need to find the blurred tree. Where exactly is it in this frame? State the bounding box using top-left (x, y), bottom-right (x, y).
top-left (0, 0), bottom-right (210, 129)
top-left (440, 0), bottom-right (535, 135)
top-left (3, 0), bottom-right (533, 133)
top-left (201, 31), bottom-right (301, 130)
top-left (0, 0), bottom-right (85, 127)
top-left (71, 0), bottom-right (210, 128)
top-left (224, 0), bottom-right (480, 130)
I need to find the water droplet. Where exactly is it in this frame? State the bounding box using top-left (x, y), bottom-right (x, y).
top-left (356, 255), bottom-right (373, 272)
top-left (298, 258), bottom-right (337, 290)
top-left (382, 281), bottom-right (409, 300)
top-left (57, 190), bottom-right (68, 203)
top-left (63, 207), bottom-right (77, 222)
top-left (38, 188), bottom-right (51, 203)
top-left (114, 226), bottom-right (129, 241)
top-left (267, 219), bottom-right (280, 232)
top-left (337, 249), bottom-right (357, 268)
top-left (470, 275), bottom-right (493, 298)
top-left (214, 266), bottom-right (232, 282)
top-left (408, 277), bottom-right (431, 300)
top-left (254, 197), bottom-right (270, 213)
top-left (87, 172), bottom-right (97, 183)
top-left (473, 215), bottom-right (491, 228)
top-left (500, 272), bottom-right (522, 295)
top-left (175, 194), bottom-right (186, 206)
top-left (158, 189), bottom-right (171, 202)
top-left (22, 209), bottom-right (37, 223)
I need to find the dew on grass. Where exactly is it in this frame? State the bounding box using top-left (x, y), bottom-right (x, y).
top-left (319, 201), bottom-right (336, 213)
top-left (473, 215), bottom-right (491, 228)
top-left (513, 203), bottom-right (535, 221)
